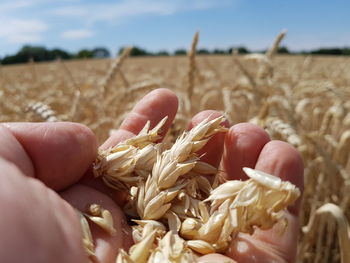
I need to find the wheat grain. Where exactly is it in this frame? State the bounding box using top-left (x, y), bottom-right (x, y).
top-left (85, 204), bottom-right (117, 236)
top-left (78, 211), bottom-right (96, 260)
top-left (91, 116), bottom-right (301, 261)
top-left (136, 116), bottom-right (227, 220)
top-left (93, 117), bottom-right (167, 190)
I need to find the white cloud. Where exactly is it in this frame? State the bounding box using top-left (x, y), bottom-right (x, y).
top-left (0, 0), bottom-right (235, 51)
top-left (51, 0), bottom-right (232, 24)
top-left (0, 1), bottom-right (33, 11)
top-left (0, 0), bottom-right (51, 44)
top-left (0, 0), bottom-right (52, 12)
top-left (61, 29), bottom-right (94, 39)
top-left (0, 19), bottom-right (48, 44)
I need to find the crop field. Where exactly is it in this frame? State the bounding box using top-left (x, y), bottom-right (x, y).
top-left (1, 34), bottom-right (350, 262)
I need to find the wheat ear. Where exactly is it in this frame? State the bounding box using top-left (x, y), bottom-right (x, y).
top-left (90, 116), bottom-right (300, 261)
top-left (101, 46), bottom-right (132, 97)
top-left (302, 203), bottom-right (350, 263)
top-left (93, 117), bottom-right (168, 191)
top-left (26, 101), bottom-right (59, 122)
top-left (266, 29), bottom-right (287, 59)
top-left (186, 31), bottom-right (199, 103)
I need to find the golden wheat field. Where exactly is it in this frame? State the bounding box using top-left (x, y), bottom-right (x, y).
top-left (1, 33), bottom-right (350, 263)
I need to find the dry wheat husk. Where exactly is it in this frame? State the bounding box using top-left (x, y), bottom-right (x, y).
top-left (93, 117), bottom-right (168, 191)
top-left (87, 117), bottom-right (301, 262)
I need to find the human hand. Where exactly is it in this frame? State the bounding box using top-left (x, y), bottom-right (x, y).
top-left (0, 88), bottom-right (303, 263)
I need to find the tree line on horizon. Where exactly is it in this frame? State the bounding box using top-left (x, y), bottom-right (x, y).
top-left (1, 45), bottom-right (350, 65)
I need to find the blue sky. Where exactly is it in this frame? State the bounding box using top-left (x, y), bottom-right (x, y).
top-left (0, 0), bottom-right (349, 56)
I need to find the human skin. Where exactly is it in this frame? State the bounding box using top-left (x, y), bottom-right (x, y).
top-left (0, 88), bottom-right (303, 263)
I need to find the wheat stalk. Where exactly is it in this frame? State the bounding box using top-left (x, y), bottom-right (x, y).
top-left (231, 50), bottom-right (263, 107)
top-left (54, 58), bottom-right (83, 121)
top-left (57, 58), bottom-right (80, 91)
top-left (186, 31), bottom-right (199, 104)
top-left (301, 203), bottom-right (350, 263)
top-left (334, 130), bottom-right (350, 167)
top-left (221, 88), bottom-right (234, 124)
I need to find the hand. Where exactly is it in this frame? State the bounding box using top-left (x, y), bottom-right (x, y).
top-left (0, 88), bottom-right (303, 263)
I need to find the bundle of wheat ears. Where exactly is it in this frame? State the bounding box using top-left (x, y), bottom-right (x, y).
top-left (78, 115), bottom-right (301, 262)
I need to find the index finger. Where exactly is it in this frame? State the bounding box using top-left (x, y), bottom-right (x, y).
top-left (82, 88), bottom-right (178, 204)
top-left (101, 88), bottom-right (178, 149)
top-left (1, 122), bottom-right (97, 191)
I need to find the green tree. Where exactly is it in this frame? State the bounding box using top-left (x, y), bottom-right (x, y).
top-left (2, 45), bottom-right (51, 64)
top-left (278, 46), bottom-right (290, 54)
top-left (131, 47), bottom-right (149, 56)
top-left (227, 46), bottom-right (250, 54)
top-left (311, 48), bottom-right (343, 55)
top-left (343, 48), bottom-right (350, 55)
top-left (197, 49), bottom-right (210, 55)
top-left (51, 49), bottom-right (72, 60)
top-left (213, 49), bottom-right (226, 54)
top-left (92, 47), bottom-right (110, 58)
top-left (76, 49), bottom-right (94, 58)
top-left (155, 50), bottom-right (170, 56)
top-left (119, 46), bottom-right (150, 56)
top-left (174, 49), bottom-right (187, 56)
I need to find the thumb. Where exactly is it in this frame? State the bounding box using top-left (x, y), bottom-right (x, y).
top-left (0, 158), bottom-right (87, 263)
top-left (198, 253), bottom-right (237, 263)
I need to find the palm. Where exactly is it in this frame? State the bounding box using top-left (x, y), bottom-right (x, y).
top-left (0, 89), bottom-right (303, 263)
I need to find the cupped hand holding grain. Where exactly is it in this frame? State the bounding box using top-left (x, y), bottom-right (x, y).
top-left (0, 88), bottom-right (303, 263)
